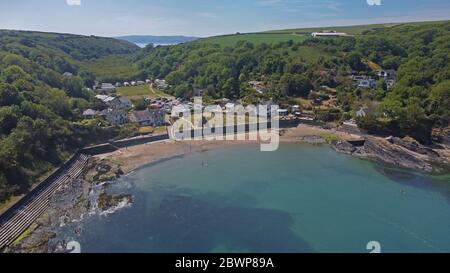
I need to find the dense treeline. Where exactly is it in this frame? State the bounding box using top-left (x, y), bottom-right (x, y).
top-left (0, 31), bottom-right (139, 203)
top-left (136, 21), bottom-right (449, 143)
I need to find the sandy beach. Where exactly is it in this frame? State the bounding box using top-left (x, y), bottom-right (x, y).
top-left (95, 124), bottom-right (361, 173)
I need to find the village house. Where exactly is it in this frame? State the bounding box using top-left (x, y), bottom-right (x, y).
top-left (154, 79), bottom-right (168, 90)
top-left (357, 79), bottom-right (377, 89)
top-left (130, 110), bottom-right (165, 127)
top-left (82, 109), bottom-right (97, 119)
top-left (99, 109), bottom-right (128, 126)
top-left (377, 69), bottom-right (397, 89)
top-left (95, 94), bottom-right (117, 105)
top-left (117, 97), bottom-right (132, 109)
top-left (95, 95), bottom-right (132, 109)
top-left (98, 83), bottom-right (116, 93)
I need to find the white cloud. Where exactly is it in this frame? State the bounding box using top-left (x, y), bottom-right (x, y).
top-left (66, 0), bottom-right (81, 6)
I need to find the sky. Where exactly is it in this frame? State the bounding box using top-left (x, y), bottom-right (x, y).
top-left (0, 0), bottom-right (449, 37)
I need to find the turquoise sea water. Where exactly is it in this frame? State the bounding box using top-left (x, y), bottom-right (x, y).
top-left (73, 144), bottom-right (450, 253)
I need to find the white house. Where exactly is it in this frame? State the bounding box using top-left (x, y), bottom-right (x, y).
top-left (154, 79), bottom-right (168, 89)
top-left (358, 79), bottom-right (376, 89)
top-left (311, 31), bottom-right (348, 37)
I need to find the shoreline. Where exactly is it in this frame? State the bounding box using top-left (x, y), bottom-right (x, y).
top-left (97, 124), bottom-right (364, 174)
top-left (97, 124), bottom-right (450, 175)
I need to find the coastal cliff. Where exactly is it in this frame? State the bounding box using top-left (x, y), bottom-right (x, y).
top-left (331, 136), bottom-right (449, 173)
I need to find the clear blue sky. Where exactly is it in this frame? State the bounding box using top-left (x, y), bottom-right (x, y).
top-left (0, 0), bottom-right (449, 37)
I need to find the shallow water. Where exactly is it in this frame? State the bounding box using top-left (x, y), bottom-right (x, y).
top-left (69, 144), bottom-right (450, 253)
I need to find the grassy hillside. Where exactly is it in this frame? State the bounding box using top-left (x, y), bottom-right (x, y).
top-left (0, 30), bottom-right (139, 203)
top-left (266, 23), bottom-right (401, 34)
top-left (80, 55), bottom-right (140, 83)
top-left (0, 30), bottom-right (139, 61)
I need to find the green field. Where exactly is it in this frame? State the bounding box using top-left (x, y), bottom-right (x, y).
top-left (265, 23), bottom-right (400, 35)
top-left (198, 33), bottom-right (308, 47)
top-left (264, 21), bottom-right (446, 34)
top-left (81, 55), bottom-right (139, 82)
top-left (198, 20), bottom-right (450, 48)
top-left (117, 85), bottom-right (169, 98)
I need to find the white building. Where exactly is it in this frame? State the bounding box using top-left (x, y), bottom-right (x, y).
top-left (311, 31), bottom-right (348, 38)
top-left (99, 83), bottom-right (116, 93)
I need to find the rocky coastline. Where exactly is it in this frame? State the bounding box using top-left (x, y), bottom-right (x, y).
top-left (4, 158), bottom-right (133, 253)
top-left (331, 136), bottom-right (449, 174)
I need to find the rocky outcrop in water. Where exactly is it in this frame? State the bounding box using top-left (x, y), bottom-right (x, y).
top-left (98, 193), bottom-right (133, 213)
top-left (84, 159), bottom-right (124, 184)
top-left (5, 158), bottom-right (133, 253)
top-left (332, 136), bottom-right (448, 173)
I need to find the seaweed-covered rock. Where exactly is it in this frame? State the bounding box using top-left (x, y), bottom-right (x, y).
top-left (84, 158), bottom-right (124, 184)
top-left (97, 193), bottom-right (133, 212)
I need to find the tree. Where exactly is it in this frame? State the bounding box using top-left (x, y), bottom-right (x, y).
top-left (280, 74), bottom-right (312, 97)
top-left (345, 52), bottom-right (366, 71)
top-left (2, 65), bottom-right (29, 84)
top-left (428, 80), bottom-right (450, 126)
top-left (0, 83), bottom-right (23, 106)
top-left (0, 106), bottom-right (20, 135)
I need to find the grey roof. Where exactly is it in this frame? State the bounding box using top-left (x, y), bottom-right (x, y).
top-left (83, 109), bottom-right (96, 116)
top-left (119, 97), bottom-right (131, 103)
top-left (131, 110), bottom-right (152, 121)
